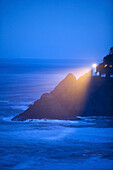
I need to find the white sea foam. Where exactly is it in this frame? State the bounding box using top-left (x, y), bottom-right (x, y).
top-left (24, 118), bottom-right (96, 126)
top-left (76, 116), bottom-right (87, 120)
top-left (10, 105), bottom-right (28, 110)
top-left (18, 101), bottom-right (33, 105)
top-left (2, 116), bottom-right (14, 122)
top-left (25, 118), bottom-right (78, 124)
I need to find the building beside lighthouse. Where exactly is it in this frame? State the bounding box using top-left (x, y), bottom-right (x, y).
top-left (92, 47), bottom-right (113, 78)
top-left (92, 62), bottom-right (113, 78)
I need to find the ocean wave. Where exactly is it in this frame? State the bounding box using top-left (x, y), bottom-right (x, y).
top-left (0, 100), bottom-right (9, 103)
top-left (24, 118), bottom-right (78, 124)
top-left (1, 116), bottom-right (14, 122)
top-left (10, 105), bottom-right (28, 110)
top-left (24, 118), bottom-right (96, 126)
top-left (77, 116), bottom-right (113, 120)
top-left (2, 116), bottom-right (96, 125)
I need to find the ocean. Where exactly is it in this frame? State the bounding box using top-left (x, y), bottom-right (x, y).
top-left (0, 59), bottom-right (113, 169)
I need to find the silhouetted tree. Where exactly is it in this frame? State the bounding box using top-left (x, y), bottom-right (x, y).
top-left (110, 47), bottom-right (113, 55)
top-left (96, 47), bottom-right (113, 77)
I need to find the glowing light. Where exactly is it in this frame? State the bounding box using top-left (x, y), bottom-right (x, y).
top-left (92, 63), bottom-right (97, 68)
top-left (109, 65), bottom-right (112, 68)
top-left (104, 64), bottom-right (107, 67)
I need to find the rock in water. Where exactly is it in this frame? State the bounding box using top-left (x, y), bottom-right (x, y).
top-left (12, 72), bottom-right (113, 121)
top-left (12, 73), bottom-right (77, 121)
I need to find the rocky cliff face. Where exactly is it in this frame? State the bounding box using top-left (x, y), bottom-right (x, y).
top-left (12, 73), bottom-right (113, 121)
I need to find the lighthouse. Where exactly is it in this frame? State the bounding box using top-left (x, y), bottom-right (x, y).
top-left (92, 63), bottom-right (98, 76)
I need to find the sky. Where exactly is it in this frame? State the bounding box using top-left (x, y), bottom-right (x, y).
top-left (0, 0), bottom-right (113, 62)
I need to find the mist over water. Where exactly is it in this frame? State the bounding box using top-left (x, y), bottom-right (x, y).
top-left (0, 59), bottom-right (113, 169)
top-left (0, 58), bottom-right (94, 74)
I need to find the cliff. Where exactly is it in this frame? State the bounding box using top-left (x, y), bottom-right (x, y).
top-left (12, 72), bottom-right (113, 121)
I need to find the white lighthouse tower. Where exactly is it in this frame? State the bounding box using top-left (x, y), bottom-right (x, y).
top-left (92, 63), bottom-right (98, 76)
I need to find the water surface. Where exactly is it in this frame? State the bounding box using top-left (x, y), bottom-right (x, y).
top-left (0, 59), bottom-right (113, 169)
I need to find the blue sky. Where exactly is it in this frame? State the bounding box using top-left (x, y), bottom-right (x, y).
top-left (0, 0), bottom-right (113, 62)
